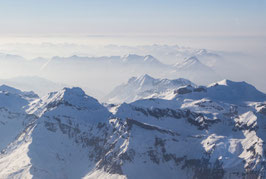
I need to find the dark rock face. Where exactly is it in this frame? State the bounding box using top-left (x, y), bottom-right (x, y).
top-left (195, 100), bottom-right (224, 111)
top-left (46, 99), bottom-right (86, 111)
top-left (23, 92), bottom-right (39, 99)
top-left (224, 105), bottom-right (238, 117)
top-left (193, 86), bottom-right (207, 93)
top-left (41, 114), bottom-right (225, 178)
top-left (153, 137), bottom-right (185, 165)
top-left (182, 158), bottom-right (224, 179)
top-left (42, 114), bottom-right (123, 174)
top-left (174, 87), bottom-right (192, 95)
top-left (258, 104), bottom-right (266, 115)
top-left (133, 107), bottom-right (219, 130)
top-left (234, 119), bottom-right (258, 132)
top-left (126, 118), bottom-right (180, 136)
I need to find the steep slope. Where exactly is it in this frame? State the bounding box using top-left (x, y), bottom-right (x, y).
top-left (103, 74), bottom-right (196, 104)
top-left (0, 87), bottom-right (113, 178)
top-left (0, 86), bottom-right (37, 152)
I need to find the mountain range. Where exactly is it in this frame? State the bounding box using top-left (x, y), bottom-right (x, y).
top-left (0, 75), bottom-right (266, 178)
top-left (0, 52), bottom-right (222, 90)
top-left (43, 54), bottom-right (221, 86)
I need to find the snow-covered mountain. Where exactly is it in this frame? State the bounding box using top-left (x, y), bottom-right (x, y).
top-left (41, 54), bottom-right (221, 86)
top-left (0, 87), bottom-right (113, 178)
top-left (101, 44), bottom-right (222, 66)
top-left (121, 54), bottom-right (165, 67)
top-left (0, 78), bottom-right (266, 178)
top-left (112, 79), bottom-right (266, 178)
top-left (45, 54), bottom-right (165, 67)
top-left (0, 86), bottom-right (37, 153)
top-left (0, 84), bottom-right (39, 100)
top-left (174, 56), bottom-right (210, 70)
top-left (0, 52), bottom-right (222, 97)
top-left (170, 56), bottom-right (222, 85)
top-left (103, 74), bottom-right (196, 104)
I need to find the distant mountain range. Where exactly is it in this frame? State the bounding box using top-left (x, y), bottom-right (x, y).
top-left (41, 53), bottom-right (221, 86)
top-left (0, 75), bottom-right (266, 178)
top-left (0, 52), bottom-right (223, 98)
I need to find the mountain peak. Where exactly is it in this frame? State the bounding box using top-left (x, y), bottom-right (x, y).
top-left (174, 56), bottom-right (201, 68)
top-left (0, 84), bottom-right (39, 99)
top-left (128, 74), bottom-right (155, 84)
top-left (104, 75), bottom-right (195, 103)
top-left (124, 54), bottom-right (141, 58)
top-left (0, 84), bottom-right (22, 93)
top-left (122, 54), bottom-right (142, 62)
top-left (137, 74), bottom-right (154, 81)
top-left (127, 74), bottom-right (155, 87)
top-left (143, 55), bottom-right (156, 62)
top-left (62, 87), bottom-right (86, 97)
top-left (121, 54), bottom-right (162, 66)
top-left (52, 87), bottom-right (97, 106)
top-left (209, 79), bottom-right (250, 88)
top-left (206, 79), bottom-right (266, 103)
top-left (0, 85), bottom-right (30, 112)
top-left (28, 87), bottom-right (107, 116)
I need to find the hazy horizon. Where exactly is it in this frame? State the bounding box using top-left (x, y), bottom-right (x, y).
top-left (0, 0), bottom-right (265, 96)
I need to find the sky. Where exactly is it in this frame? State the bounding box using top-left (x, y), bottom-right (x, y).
top-left (0, 0), bottom-right (265, 59)
top-left (0, 0), bottom-right (265, 37)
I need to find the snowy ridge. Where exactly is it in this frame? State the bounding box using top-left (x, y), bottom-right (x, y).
top-left (0, 78), bottom-right (266, 178)
top-left (121, 54), bottom-right (164, 66)
top-left (174, 56), bottom-right (202, 69)
top-left (0, 84), bottom-right (39, 100)
top-left (103, 74), bottom-right (196, 103)
top-left (27, 87), bottom-right (109, 120)
top-left (168, 79), bottom-right (266, 104)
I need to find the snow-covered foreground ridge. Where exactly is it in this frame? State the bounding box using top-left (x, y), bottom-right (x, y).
top-left (0, 77), bottom-right (266, 179)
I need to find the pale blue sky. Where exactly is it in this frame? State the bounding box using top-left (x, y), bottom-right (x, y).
top-left (0, 0), bottom-right (265, 37)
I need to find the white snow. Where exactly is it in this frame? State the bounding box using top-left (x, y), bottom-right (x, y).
top-left (0, 77), bottom-right (266, 178)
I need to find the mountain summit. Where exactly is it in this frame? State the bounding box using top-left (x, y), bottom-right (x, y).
top-left (103, 74), bottom-right (195, 103)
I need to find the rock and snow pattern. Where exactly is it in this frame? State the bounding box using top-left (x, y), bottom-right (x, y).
top-left (0, 76), bottom-right (266, 179)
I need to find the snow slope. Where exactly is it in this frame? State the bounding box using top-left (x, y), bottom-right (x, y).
top-left (0, 86), bottom-right (37, 153)
top-left (0, 80), bottom-right (265, 178)
top-left (0, 84), bottom-right (39, 100)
